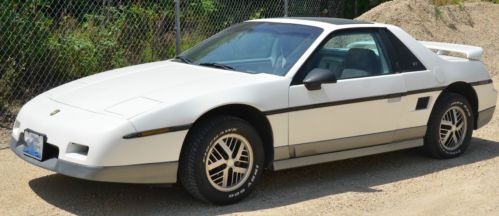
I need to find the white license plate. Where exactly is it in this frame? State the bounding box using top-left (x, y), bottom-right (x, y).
top-left (23, 130), bottom-right (45, 161)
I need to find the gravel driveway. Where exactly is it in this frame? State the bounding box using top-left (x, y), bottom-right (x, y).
top-left (0, 79), bottom-right (497, 215)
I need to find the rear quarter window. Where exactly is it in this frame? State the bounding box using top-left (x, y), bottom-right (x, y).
top-left (384, 30), bottom-right (426, 72)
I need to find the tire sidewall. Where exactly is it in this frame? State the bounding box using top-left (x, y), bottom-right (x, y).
top-left (194, 119), bottom-right (264, 204)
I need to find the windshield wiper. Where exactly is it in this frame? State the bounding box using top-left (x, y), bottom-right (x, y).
top-left (199, 62), bottom-right (236, 71)
top-left (174, 56), bottom-right (192, 64)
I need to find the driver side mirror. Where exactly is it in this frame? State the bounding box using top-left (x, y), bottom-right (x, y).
top-left (303, 68), bottom-right (337, 91)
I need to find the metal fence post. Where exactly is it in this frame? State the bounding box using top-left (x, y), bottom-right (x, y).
top-left (284, 0), bottom-right (289, 17)
top-left (174, 0), bottom-right (181, 55)
top-left (355, 0), bottom-right (358, 17)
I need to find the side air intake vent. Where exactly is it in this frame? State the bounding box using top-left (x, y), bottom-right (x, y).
top-left (416, 97), bottom-right (430, 110)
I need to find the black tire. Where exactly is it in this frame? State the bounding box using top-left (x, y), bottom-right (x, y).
top-left (424, 92), bottom-right (474, 158)
top-left (179, 116), bottom-right (264, 205)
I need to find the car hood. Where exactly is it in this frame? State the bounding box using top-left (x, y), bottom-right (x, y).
top-left (46, 61), bottom-right (280, 118)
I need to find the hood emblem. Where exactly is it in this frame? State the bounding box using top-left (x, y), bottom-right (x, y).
top-left (50, 109), bottom-right (60, 116)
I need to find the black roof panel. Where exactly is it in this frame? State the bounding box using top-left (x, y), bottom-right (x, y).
top-left (287, 17), bottom-right (372, 25)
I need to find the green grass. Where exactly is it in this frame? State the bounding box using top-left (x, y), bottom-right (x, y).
top-left (434, 5), bottom-right (443, 17)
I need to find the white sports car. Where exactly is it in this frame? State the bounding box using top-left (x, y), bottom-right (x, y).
top-left (10, 18), bottom-right (497, 204)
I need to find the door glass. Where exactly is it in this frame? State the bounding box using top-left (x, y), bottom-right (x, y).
top-left (299, 31), bottom-right (392, 81)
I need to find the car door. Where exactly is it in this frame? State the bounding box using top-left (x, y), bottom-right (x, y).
top-left (288, 28), bottom-right (407, 157)
top-left (379, 29), bottom-right (433, 132)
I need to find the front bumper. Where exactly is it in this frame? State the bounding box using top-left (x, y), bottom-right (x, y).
top-left (10, 136), bottom-right (178, 184)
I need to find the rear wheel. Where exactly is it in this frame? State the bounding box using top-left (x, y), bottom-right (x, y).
top-left (424, 93), bottom-right (474, 158)
top-left (179, 116), bottom-right (264, 205)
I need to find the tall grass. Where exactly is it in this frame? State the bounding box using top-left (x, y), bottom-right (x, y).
top-left (0, 2), bottom-right (199, 122)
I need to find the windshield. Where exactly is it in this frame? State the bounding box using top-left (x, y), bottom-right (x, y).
top-left (178, 22), bottom-right (323, 76)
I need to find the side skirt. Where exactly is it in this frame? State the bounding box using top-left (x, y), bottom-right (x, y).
top-left (272, 138), bottom-right (423, 171)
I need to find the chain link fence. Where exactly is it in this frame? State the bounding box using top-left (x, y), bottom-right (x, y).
top-left (0, 0), bottom-right (382, 128)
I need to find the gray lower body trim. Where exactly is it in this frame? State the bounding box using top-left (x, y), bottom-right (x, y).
top-left (476, 106), bottom-right (495, 129)
top-left (292, 126), bottom-right (426, 157)
top-left (274, 146), bottom-right (291, 160)
top-left (10, 137), bottom-right (178, 184)
top-left (273, 138), bottom-right (423, 171)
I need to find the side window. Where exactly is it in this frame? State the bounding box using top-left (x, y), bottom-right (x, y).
top-left (294, 30), bottom-right (392, 83)
top-left (383, 30), bottom-right (426, 72)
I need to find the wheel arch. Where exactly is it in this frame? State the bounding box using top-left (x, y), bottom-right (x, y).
top-left (181, 104), bottom-right (274, 168)
top-left (436, 82), bottom-right (479, 129)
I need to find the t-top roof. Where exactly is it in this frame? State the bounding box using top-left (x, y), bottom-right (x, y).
top-left (287, 17), bottom-right (372, 25)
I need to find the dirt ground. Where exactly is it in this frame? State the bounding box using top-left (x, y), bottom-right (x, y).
top-left (0, 128), bottom-right (9, 150)
top-left (1, 1), bottom-right (499, 215)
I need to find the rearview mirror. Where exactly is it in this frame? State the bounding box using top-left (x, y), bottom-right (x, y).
top-left (303, 68), bottom-right (337, 91)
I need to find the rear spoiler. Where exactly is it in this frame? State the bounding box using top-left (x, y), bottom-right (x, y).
top-left (420, 41), bottom-right (483, 61)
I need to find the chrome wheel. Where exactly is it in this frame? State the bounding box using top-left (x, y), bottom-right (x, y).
top-left (439, 106), bottom-right (468, 151)
top-left (205, 134), bottom-right (253, 192)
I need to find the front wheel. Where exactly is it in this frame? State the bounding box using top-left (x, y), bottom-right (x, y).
top-left (179, 116), bottom-right (264, 205)
top-left (424, 93), bottom-right (474, 158)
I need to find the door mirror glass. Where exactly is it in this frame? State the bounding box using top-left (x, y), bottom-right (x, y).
top-left (303, 68), bottom-right (337, 90)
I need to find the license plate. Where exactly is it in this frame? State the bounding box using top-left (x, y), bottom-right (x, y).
top-left (23, 130), bottom-right (45, 161)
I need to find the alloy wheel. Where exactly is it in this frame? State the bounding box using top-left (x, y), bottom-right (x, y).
top-left (205, 134), bottom-right (253, 192)
top-left (439, 106), bottom-right (468, 151)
